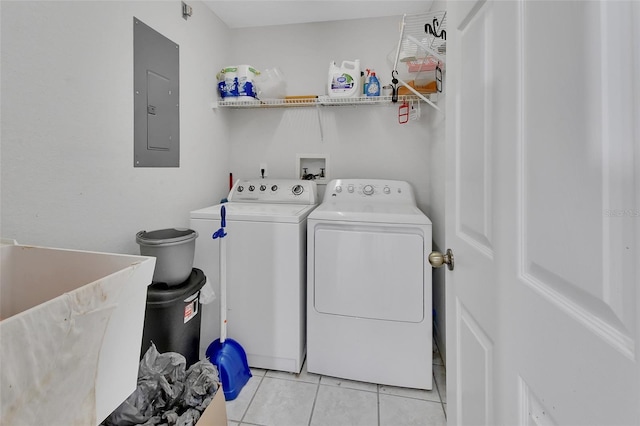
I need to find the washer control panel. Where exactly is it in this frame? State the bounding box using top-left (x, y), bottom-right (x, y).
top-left (229, 179), bottom-right (317, 204)
top-left (324, 179), bottom-right (416, 204)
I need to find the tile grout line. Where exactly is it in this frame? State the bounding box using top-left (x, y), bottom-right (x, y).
top-left (377, 384), bottom-right (381, 426)
top-left (265, 373), bottom-right (323, 385)
top-left (432, 369), bottom-right (447, 420)
top-left (238, 371), bottom-right (267, 425)
top-left (307, 375), bottom-right (322, 426)
top-left (272, 372), bottom-right (382, 395)
top-left (433, 337), bottom-right (448, 418)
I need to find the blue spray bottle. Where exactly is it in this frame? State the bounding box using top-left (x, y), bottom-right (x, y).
top-left (366, 70), bottom-right (380, 97)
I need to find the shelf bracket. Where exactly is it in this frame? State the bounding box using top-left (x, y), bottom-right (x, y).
top-left (391, 11), bottom-right (446, 114)
top-left (316, 103), bottom-right (324, 142)
top-left (396, 78), bottom-right (440, 111)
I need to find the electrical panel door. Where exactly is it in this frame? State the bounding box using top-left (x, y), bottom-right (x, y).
top-left (133, 18), bottom-right (179, 167)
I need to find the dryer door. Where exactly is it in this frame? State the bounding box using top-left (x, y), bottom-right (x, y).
top-left (313, 224), bottom-right (425, 323)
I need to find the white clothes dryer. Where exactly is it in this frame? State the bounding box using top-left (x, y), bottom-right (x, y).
top-left (307, 179), bottom-right (432, 389)
top-left (190, 179), bottom-right (317, 373)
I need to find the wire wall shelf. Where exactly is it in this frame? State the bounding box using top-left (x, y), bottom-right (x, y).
top-left (213, 12), bottom-right (445, 115)
top-left (214, 95), bottom-right (438, 109)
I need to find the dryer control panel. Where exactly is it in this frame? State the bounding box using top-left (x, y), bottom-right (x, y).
top-left (323, 179), bottom-right (417, 204)
top-left (228, 179), bottom-right (317, 204)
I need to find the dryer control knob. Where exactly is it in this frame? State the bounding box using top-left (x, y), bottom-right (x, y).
top-left (348, 185), bottom-right (354, 193)
top-left (292, 184), bottom-right (304, 196)
top-left (260, 185), bottom-right (267, 191)
top-left (271, 185), bottom-right (278, 192)
top-left (237, 185), bottom-right (244, 192)
top-left (335, 185), bottom-right (342, 193)
top-left (383, 186), bottom-right (391, 194)
top-left (363, 184), bottom-right (374, 195)
top-left (249, 185), bottom-right (255, 191)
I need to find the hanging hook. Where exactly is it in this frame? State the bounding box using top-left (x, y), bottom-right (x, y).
top-left (391, 70), bottom-right (399, 103)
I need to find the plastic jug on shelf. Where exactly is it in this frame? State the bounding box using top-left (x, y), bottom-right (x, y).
top-left (327, 59), bottom-right (361, 98)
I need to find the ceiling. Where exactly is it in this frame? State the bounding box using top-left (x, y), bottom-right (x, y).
top-left (203, 1), bottom-right (434, 29)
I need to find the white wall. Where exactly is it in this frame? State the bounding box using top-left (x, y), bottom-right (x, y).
top-left (224, 15), bottom-right (447, 355)
top-left (1, 1), bottom-right (447, 355)
top-left (225, 16), bottom-right (443, 214)
top-left (429, 0), bottom-right (447, 361)
top-left (0, 1), bottom-right (231, 255)
top-left (429, 93), bottom-right (447, 361)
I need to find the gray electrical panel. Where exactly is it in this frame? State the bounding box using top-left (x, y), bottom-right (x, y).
top-left (134, 18), bottom-right (179, 167)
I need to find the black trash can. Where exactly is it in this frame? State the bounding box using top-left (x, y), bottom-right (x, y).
top-left (141, 268), bottom-right (206, 367)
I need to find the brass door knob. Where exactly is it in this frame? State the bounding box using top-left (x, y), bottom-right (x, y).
top-left (429, 249), bottom-right (454, 271)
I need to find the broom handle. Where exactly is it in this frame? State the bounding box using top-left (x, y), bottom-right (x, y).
top-left (220, 235), bottom-right (227, 343)
top-left (218, 204), bottom-right (228, 344)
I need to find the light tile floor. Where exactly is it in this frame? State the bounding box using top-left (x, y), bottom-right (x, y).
top-left (226, 341), bottom-right (446, 426)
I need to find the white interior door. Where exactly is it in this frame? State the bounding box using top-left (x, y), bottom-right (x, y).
top-left (445, 1), bottom-right (640, 424)
top-left (445, 1), bottom-right (504, 423)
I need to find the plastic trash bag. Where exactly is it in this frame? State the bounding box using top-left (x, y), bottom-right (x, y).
top-left (199, 279), bottom-right (216, 305)
top-left (102, 344), bottom-right (219, 426)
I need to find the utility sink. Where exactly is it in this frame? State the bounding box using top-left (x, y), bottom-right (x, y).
top-left (0, 240), bottom-right (156, 425)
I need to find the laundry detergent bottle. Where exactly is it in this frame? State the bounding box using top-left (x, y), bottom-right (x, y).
top-left (328, 59), bottom-right (361, 97)
top-left (366, 70), bottom-right (380, 97)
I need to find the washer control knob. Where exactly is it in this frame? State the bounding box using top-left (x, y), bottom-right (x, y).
top-left (383, 186), bottom-right (391, 194)
top-left (292, 184), bottom-right (304, 196)
top-left (237, 185), bottom-right (244, 192)
top-left (260, 185), bottom-right (266, 191)
top-left (249, 185), bottom-right (255, 192)
top-left (348, 185), bottom-right (354, 193)
top-left (335, 185), bottom-right (342, 193)
top-left (363, 184), bottom-right (374, 195)
top-left (271, 185), bottom-right (278, 192)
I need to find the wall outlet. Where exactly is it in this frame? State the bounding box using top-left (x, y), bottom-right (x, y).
top-left (259, 163), bottom-right (267, 178)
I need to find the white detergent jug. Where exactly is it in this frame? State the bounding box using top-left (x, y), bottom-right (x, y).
top-left (328, 59), bottom-right (361, 97)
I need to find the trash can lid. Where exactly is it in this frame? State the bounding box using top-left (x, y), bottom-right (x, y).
top-left (136, 228), bottom-right (198, 245)
top-left (146, 268), bottom-right (206, 304)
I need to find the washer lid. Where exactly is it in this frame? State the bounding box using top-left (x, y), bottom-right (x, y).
top-left (190, 202), bottom-right (317, 223)
top-left (308, 201), bottom-right (431, 225)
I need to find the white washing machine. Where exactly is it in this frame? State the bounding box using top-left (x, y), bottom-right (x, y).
top-left (307, 179), bottom-right (432, 389)
top-left (190, 179), bottom-right (317, 373)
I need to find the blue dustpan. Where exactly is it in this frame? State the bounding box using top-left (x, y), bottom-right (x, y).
top-left (207, 338), bottom-right (251, 400)
top-left (207, 205), bottom-right (251, 400)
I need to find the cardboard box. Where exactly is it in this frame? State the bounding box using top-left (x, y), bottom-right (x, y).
top-left (196, 385), bottom-right (228, 426)
top-left (0, 241), bottom-right (156, 425)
